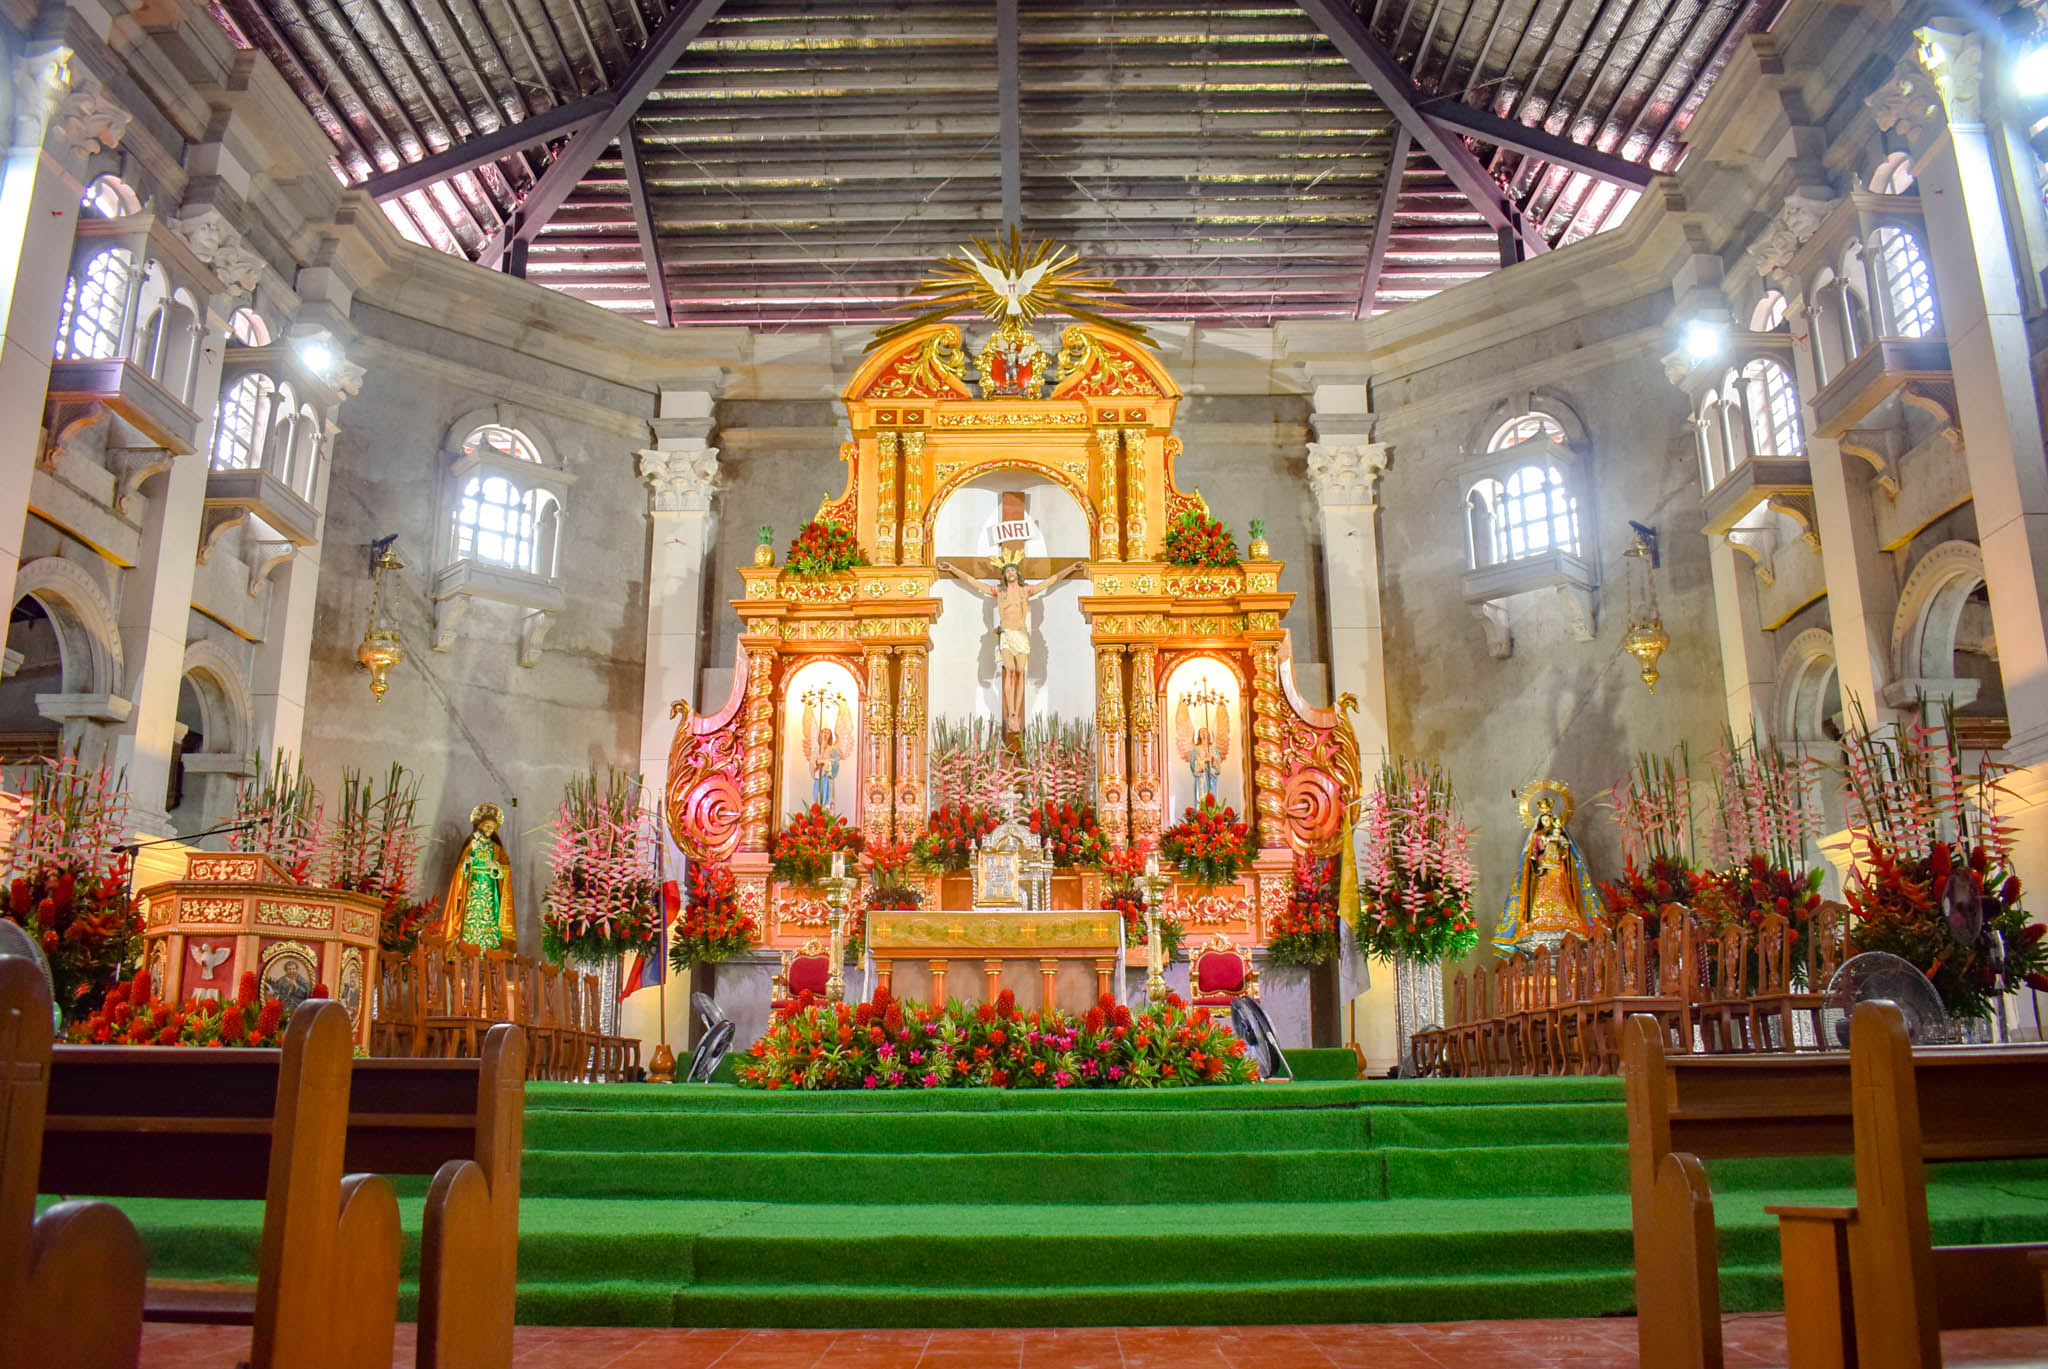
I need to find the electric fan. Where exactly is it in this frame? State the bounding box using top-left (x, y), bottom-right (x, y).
top-left (1228, 997), bottom-right (1293, 1079)
top-left (0, 919), bottom-right (59, 1032)
top-left (1820, 951), bottom-right (1952, 1049)
top-left (686, 991), bottom-right (734, 1082)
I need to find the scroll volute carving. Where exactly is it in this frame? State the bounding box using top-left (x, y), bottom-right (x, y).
top-left (1281, 684), bottom-right (1362, 857)
top-left (666, 653), bottom-right (751, 863)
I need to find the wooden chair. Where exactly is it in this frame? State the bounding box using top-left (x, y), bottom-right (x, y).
top-left (0, 958), bottom-right (147, 1369)
top-left (38, 999), bottom-right (402, 1369)
top-left (371, 948), bottom-right (425, 1058)
top-left (1479, 959), bottom-right (1512, 1077)
top-left (421, 943), bottom-right (484, 1059)
top-left (1188, 935), bottom-right (1259, 1007)
top-left (1743, 913), bottom-right (1795, 1051)
top-left (1595, 912), bottom-right (1688, 1071)
top-left (1695, 922), bottom-right (1754, 1053)
top-left (1568, 924), bottom-right (1615, 1074)
top-left (1448, 971), bottom-right (1479, 1078)
top-left (1547, 933), bottom-right (1586, 1074)
top-left (535, 964), bottom-right (568, 1081)
top-left (1753, 902), bottom-right (1850, 1051)
top-left (1770, 1002), bottom-right (2048, 1369)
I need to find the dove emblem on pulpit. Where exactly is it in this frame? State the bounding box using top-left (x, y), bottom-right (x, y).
top-left (968, 251), bottom-right (1053, 318)
top-left (190, 941), bottom-right (231, 980)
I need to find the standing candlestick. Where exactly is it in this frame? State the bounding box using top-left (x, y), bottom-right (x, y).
top-left (1142, 862), bottom-right (1170, 1004)
top-left (824, 863), bottom-right (855, 1005)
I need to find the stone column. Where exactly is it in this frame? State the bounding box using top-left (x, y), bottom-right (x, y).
top-left (1095, 643), bottom-right (1128, 846)
top-left (252, 399), bottom-right (347, 760)
top-left (1791, 316), bottom-right (1897, 721)
top-left (1913, 24), bottom-right (2048, 762)
top-left (0, 48), bottom-right (128, 617)
top-left (1707, 535), bottom-right (1777, 744)
top-left (893, 643), bottom-right (928, 835)
top-left (1127, 643), bottom-right (1162, 843)
top-left (636, 434), bottom-right (720, 792)
top-left (1306, 440), bottom-right (1392, 760)
top-left (861, 644), bottom-right (894, 845)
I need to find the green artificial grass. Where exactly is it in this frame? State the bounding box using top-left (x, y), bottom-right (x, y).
top-left (51, 1075), bottom-right (2048, 1329)
top-left (1280, 1047), bottom-right (1361, 1080)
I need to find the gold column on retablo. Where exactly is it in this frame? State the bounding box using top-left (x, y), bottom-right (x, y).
top-left (862, 645), bottom-right (894, 845)
top-left (739, 640), bottom-right (780, 851)
top-left (1122, 427), bottom-right (1147, 559)
top-left (1127, 642), bottom-right (1161, 843)
top-left (899, 430), bottom-right (926, 564)
top-left (1095, 643), bottom-right (1129, 847)
top-left (894, 643), bottom-right (928, 834)
top-left (1095, 426), bottom-right (1122, 562)
top-left (873, 429), bottom-right (899, 566)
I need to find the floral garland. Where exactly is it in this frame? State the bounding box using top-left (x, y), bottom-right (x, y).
top-left (1163, 510), bottom-right (1239, 568)
top-left (772, 806), bottom-right (864, 886)
top-left (1354, 758), bottom-right (1479, 963)
top-left (542, 765), bottom-right (662, 966)
top-left (668, 860), bottom-right (759, 972)
top-left (1158, 797), bottom-right (1257, 887)
top-left (1103, 844), bottom-right (1184, 962)
top-left (913, 802), bottom-right (999, 873)
top-left (1267, 855), bottom-right (1341, 967)
top-left (784, 518), bottom-right (865, 577)
top-left (1025, 799), bottom-right (1108, 868)
top-left (69, 970), bottom-right (296, 1048)
top-left (740, 986), bottom-right (1256, 1090)
top-left (4, 752), bottom-right (139, 1020)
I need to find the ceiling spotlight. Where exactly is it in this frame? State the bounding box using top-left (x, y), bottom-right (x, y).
top-left (297, 337), bottom-right (336, 373)
top-left (1683, 319), bottom-right (1726, 364)
top-left (2015, 43), bottom-right (2048, 101)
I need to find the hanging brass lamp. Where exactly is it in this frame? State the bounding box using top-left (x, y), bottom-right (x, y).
top-left (1621, 524), bottom-right (1669, 693)
top-left (357, 542), bottom-right (405, 702)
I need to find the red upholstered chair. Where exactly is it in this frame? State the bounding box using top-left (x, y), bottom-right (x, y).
top-left (1188, 934), bottom-right (1258, 1007)
top-left (773, 939), bottom-right (832, 1013)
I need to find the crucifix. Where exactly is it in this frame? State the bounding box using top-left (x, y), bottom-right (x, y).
top-left (938, 491), bottom-right (1083, 736)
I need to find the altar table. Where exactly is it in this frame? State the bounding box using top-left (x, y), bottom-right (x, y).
top-left (867, 909), bottom-right (1121, 1009)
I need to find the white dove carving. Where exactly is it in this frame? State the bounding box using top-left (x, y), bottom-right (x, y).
top-left (190, 941), bottom-right (231, 978)
top-left (967, 251), bottom-right (1053, 316)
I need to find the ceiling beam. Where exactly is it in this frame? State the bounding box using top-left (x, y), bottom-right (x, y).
top-left (479, 0), bottom-right (731, 268)
top-left (1295, 0), bottom-right (1547, 257)
top-left (619, 130), bottom-right (672, 328)
top-left (1356, 125), bottom-right (1410, 320)
top-left (1419, 98), bottom-right (1654, 190)
top-left (358, 97), bottom-right (609, 201)
top-left (998, 0), bottom-right (1022, 227)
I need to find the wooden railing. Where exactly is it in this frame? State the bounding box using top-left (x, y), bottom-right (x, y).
top-left (372, 941), bottom-right (638, 1081)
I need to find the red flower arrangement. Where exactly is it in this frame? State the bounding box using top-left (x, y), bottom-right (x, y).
top-left (4, 752), bottom-right (140, 1021)
top-left (784, 518), bottom-right (865, 577)
top-left (1163, 509), bottom-right (1239, 568)
top-left (741, 985), bottom-right (1256, 1090)
top-left (1354, 758), bottom-right (1479, 963)
top-left (543, 765), bottom-right (662, 965)
top-left (1598, 855), bottom-right (1709, 943)
top-left (69, 970), bottom-right (301, 1048)
top-left (865, 839), bottom-right (923, 912)
top-left (668, 860), bottom-right (759, 972)
top-left (913, 802), bottom-right (999, 873)
top-left (1268, 856), bottom-right (1341, 967)
top-left (772, 805), bottom-right (864, 887)
top-left (1025, 800), bottom-right (1108, 868)
top-left (1158, 797), bottom-right (1257, 886)
top-left (379, 895), bottom-right (439, 955)
top-left (1102, 844), bottom-right (1185, 962)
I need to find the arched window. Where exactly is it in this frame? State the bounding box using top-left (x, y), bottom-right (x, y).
top-left (228, 308), bottom-right (270, 346)
top-left (463, 423), bottom-right (543, 464)
top-left (211, 374), bottom-right (277, 473)
top-left (1876, 228), bottom-right (1937, 338)
top-left (1494, 463), bottom-right (1579, 561)
top-left (1750, 291), bottom-right (1788, 332)
top-left (1870, 152), bottom-right (1915, 195)
top-left (1487, 412), bottom-right (1565, 451)
top-left (453, 474), bottom-right (559, 573)
top-left (1740, 359), bottom-right (1802, 456)
top-left (80, 175), bottom-right (140, 218)
top-left (54, 248), bottom-right (134, 360)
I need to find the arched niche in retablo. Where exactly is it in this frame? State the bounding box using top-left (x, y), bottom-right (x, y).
top-left (928, 473), bottom-right (1094, 730)
top-left (778, 658), bottom-right (863, 825)
top-left (1161, 653), bottom-right (1248, 821)
top-left (920, 459), bottom-right (1101, 553)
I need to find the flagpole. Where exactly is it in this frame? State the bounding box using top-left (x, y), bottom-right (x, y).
top-left (648, 801), bottom-right (677, 1083)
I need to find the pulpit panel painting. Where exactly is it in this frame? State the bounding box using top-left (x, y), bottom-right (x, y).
top-left (929, 475), bottom-right (1093, 730)
top-left (1163, 656), bottom-right (1246, 819)
top-left (780, 659), bottom-right (860, 821)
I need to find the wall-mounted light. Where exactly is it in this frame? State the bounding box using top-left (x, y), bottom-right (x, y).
top-left (357, 536), bottom-right (405, 702)
top-left (1682, 318), bottom-right (1726, 365)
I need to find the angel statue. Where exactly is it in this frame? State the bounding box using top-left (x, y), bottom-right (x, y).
top-left (940, 548), bottom-right (1081, 736)
top-left (1174, 689), bottom-right (1231, 804)
top-left (800, 688), bottom-right (854, 808)
top-left (440, 801), bottom-right (518, 951)
top-left (1494, 780), bottom-right (1602, 954)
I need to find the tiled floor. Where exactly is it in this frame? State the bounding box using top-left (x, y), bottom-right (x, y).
top-left (135, 1316), bottom-right (2048, 1367)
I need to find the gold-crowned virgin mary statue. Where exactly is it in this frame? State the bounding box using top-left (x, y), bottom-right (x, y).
top-left (1494, 780), bottom-right (1601, 954)
top-left (439, 802), bottom-right (518, 950)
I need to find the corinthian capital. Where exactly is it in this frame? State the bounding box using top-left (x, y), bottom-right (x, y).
top-left (639, 447), bottom-right (719, 512)
top-left (1914, 21), bottom-right (1983, 126)
top-left (1306, 441), bottom-right (1389, 510)
top-left (49, 73), bottom-right (129, 161)
top-left (1866, 51), bottom-right (1944, 149)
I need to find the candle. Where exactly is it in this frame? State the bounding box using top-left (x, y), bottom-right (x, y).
top-left (830, 851), bottom-right (846, 880)
top-left (1145, 852), bottom-right (1159, 880)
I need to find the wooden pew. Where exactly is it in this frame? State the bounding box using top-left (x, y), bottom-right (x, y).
top-left (0, 958), bottom-right (147, 1369)
top-left (39, 1017), bottom-right (525, 1369)
top-left (1623, 1012), bottom-right (1859, 1369)
top-left (1774, 1002), bottom-right (2048, 1369)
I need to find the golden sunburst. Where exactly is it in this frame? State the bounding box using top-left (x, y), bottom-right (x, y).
top-left (869, 228), bottom-right (1152, 349)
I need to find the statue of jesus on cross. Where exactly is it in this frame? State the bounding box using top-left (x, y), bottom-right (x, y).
top-left (940, 549), bottom-right (1080, 736)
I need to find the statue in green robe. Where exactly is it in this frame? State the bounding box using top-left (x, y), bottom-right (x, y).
top-left (439, 802), bottom-right (517, 951)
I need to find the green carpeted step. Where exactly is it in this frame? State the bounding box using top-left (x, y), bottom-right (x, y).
top-left (1380, 1142), bottom-right (1626, 1198)
top-left (523, 1077), bottom-right (1622, 1112)
top-left (524, 1106), bottom-right (1375, 1155)
top-left (1279, 1048), bottom-right (1361, 1080)
top-left (1367, 1103), bottom-right (1624, 1148)
top-left (520, 1147), bottom-right (1390, 1204)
